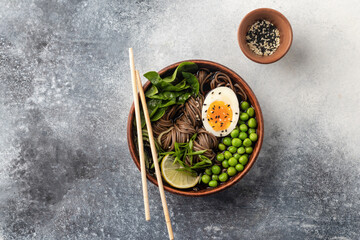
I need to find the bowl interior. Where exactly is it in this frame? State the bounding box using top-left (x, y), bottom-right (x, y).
top-left (238, 8), bottom-right (293, 64)
top-left (127, 60), bottom-right (264, 196)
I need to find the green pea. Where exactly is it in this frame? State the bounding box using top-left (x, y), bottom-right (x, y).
top-left (243, 138), bottom-right (252, 147)
top-left (230, 129), bottom-right (240, 138)
top-left (228, 146), bottom-right (237, 154)
top-left (208, 180), bottom-right (218, 187)
top-left (228, 157), bottom-right (238, 167)
top-left (239, 155), bottom-right (248, 165)
top-left (246, 107), bottom-right (255, 117)
top-left (219, 172), bottom-right (229, 182)
top-left (212, 174), bottom-right (219, 181)
top-left (233, 153), bottom-right (241, 160)
top-left (223, 137), bottom-right (232, 146)
top-left (241, 101), bottom-right (250, 111)
top-left (216, 153), bottom-right (225, 162)
top-left (239, 132), bottom-right (248, 140)
top-left (239, 124), bottom-right (248, 132)
top-left (245, 147), bottom-right (253, 154)
top-left (211, 165), bottom-right (221, 175)
top-left (248, 118), bottom-right (257, 128)
top-left (237, 147), bottom-right (246, 154)
top-left (224, 151), bottom-right (232, 159)
top-left (202, 174), bottom-right (211, 184)
top-left (235, 164), bottom-right (244, 172)
top-left (240, 113), bottom-right (249, 121)
top-left (218, 143), bottom-right (226, 151)
top-left (222, 160), bottom-right (230, 168)
top-left (232, 138), bottom-right (242, 148)
top-left (205, 168), bottom-right (212, 175)
top-left (249, 133), bottom-right (258, 142)
top-left (248, 128), bottom-right (256, 134)
top-left (227, 167), bottom-right (237, 177)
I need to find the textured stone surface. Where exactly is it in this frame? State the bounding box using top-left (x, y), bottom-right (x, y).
top-left (1, 0), bottom-right (360, 239)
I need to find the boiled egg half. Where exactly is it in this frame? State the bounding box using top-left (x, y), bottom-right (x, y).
top-left (201, 87), bottom-right (240, 137)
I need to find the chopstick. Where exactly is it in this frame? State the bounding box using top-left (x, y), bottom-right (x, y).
top-left (135, 70), bottom-right (174, 240)
top-left (129, 48), bottom-right (150, 221)
top-left (128, 48), bottom-right (174, 240)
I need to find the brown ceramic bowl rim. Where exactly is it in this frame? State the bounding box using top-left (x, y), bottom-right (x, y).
top-left (127, 60), bottom-right (264, 196)
top-left (237, 8), bottom-right (293, 64)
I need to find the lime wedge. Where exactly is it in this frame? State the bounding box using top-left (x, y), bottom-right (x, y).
top-left (161, 154), bottom-right (200, 189)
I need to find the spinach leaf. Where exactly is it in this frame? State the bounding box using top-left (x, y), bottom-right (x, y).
top-left (177, 92), bottom-right (192, 104)
top-left (160, 97), bottom-right (177, 108)
top-left (147, 99), bottom-right (162, 109)
top-left (143, 71), bottom-right (162, 85)
top-left (182, 72), bottom-right (199, 96)
top-left (162, 62), bottom-right (198, 83)
top-left (144, 71), bottom-right (178, 90)
top-left (148, 91), bottom-right (183, 100)
top-left (150, 107), bottom-right (166, 121)
top-left (145, 85), bottom-right (158, 97)
top-left (147, 99), bottom-right (162, 118)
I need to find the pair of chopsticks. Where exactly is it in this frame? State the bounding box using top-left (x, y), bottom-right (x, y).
top-left (129, 48), bottom-right (174, 240)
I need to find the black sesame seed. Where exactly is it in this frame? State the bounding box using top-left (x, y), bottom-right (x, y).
top-left (219, 92), bottom-right (221, 94)
top-left (215, 121), bottom-right (217, 123)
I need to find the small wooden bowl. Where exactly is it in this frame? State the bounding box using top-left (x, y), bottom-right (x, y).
top-left (238, 8), bottom-right (293, 64)
top-left (127, 60), bottom-right (264, 196)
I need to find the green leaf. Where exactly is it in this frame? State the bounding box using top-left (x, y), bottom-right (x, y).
top-left (182, 72), bottom-right (199, 96)
top-left (162, 62), bottom-right (198, 83)
top-left (160, 98), bottom-right (177, 108)
top-left (150, 107), bottom-right (166, 121)
top-left (177, 92), bottom-right (192, 104)
top-left (147, 99), bottom-right (161, 117)
top-left (145, 85), bottom-right (158, 97)
top-left (149, 91), bottom-right (183, 100)
top-left (140, 109), bottom-right (146, 128)
top-left (190, 157), bottom-right (212, 169)
top-left (143, 71), bottom-right (162, 85)
top-left (187, 150), bottom-right (207, 156)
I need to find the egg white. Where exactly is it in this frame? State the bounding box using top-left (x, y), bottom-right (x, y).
top-left (201, 87), bottom-right (240, 137)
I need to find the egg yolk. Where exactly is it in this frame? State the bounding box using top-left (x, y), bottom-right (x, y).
top-left (206, 101), bottom-right (233, 131)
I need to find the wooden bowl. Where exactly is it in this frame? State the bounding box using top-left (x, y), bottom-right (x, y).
top-left (238, 8), bottom-right (293, 64)
top-left (127, 60), bottom-right (264, 196)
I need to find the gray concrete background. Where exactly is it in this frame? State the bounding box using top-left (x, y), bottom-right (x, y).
top-left (1, 0), bottom-right (360, 239)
